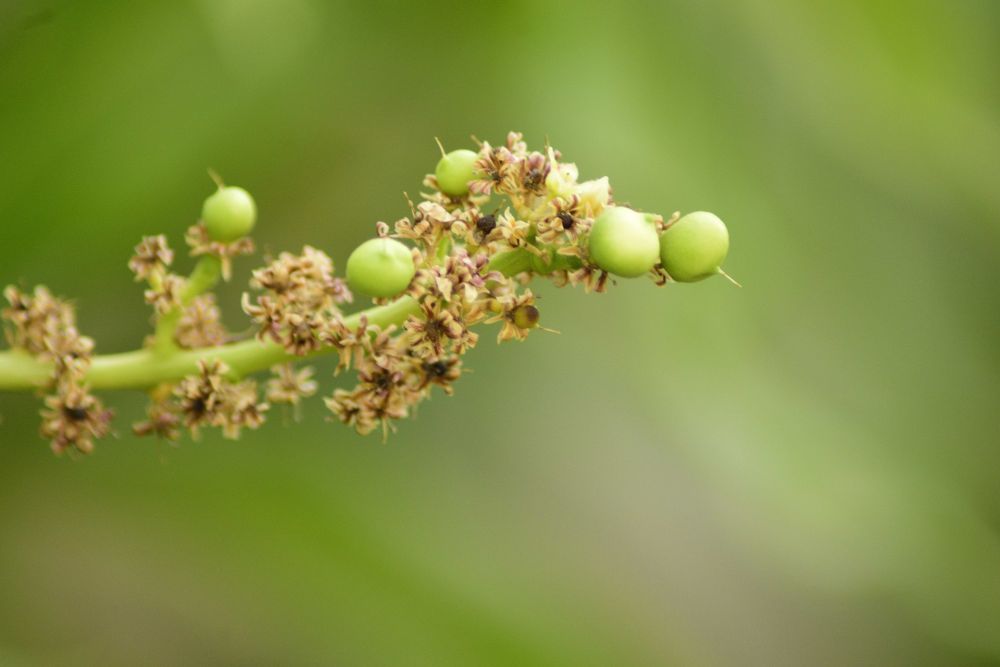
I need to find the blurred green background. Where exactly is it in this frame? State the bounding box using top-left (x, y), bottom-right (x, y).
top-left (1, 1), bottom-right (999, 665)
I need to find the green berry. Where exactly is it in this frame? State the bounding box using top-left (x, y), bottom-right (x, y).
top-left (202, 186), bottom-right (257, 242)
top-left (434, 149), bottom-right (479, 197)
top-left (659, 211), bottom-right (730, 282)
top-left (346, 238), bottom-right (415, 298)
top-left (587, 206), bottom-right (660, 278)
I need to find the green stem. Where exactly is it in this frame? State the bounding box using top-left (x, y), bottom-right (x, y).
top-left (486, 248), bottom-right (533, 276)
top-left (152, 255), bottom-right (222, 353)
top-left (0, 297), bottom-right (420, 392)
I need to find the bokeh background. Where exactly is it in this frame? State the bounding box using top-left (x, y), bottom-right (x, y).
top-left (1, 1), bottom-right (999, 665)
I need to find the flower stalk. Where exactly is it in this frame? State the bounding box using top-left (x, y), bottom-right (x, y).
top-left (0, 297), bottom-right (421, 391)
top-left (152, 255), bottom-right (223, 353)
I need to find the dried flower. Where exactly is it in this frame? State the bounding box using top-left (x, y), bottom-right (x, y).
top-left (129, 235), bottom-right (174, 281)
top-left (413, 356), bottom-right (462, 395)
top-left (3, 285), bottom-right (75, 355)
top-left (266, 364), bottom-right (318, 406)
top-left (217, 379), bottom-right (268, 439)
top-left (133, 402), bottom-right (182, 441)
top-left (173, 359), bottom-right (268, 438)
top-left (492, 209), bottom-right (533, 252)
top-left (404, 301), bottom-right (477, 357)
top-left (186, 222), bottom-right (255, 281)
top-left (321, 315), bottom-right (370, 373)
top-left (516, 150), bottom-right (550, 195)
top-left (409, 248), bottom-right (496, 305)
top-left (175, 294), bottom-right (227, 348)
top-left (242, 246), bottom-right (350, 355)
top-left (394, 200), bottom-right (454, 248)
top-left (325, 389), bottom-right (377, 436)
top-left (144, 273), bottom-right (186, 315)
top-left (485, 290), bottom-right (542, 343)
top-left (175, 359), bottom-right (228, 434)
top-left (566, 260), bottom-right (610, 293)
top-left (40, 384), bottom-right (113, 455)
top-left (536, 196), bottom-right (590, 245)
top-left (469, 142), bottom-right (517, 196)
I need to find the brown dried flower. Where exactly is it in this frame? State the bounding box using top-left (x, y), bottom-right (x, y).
top-left (186, 222), bottom-right (255, 281)
top-left (325, 388), bottom-right (377, 436)
top-left (469, 142), bottom-right (518, 196)
top-left (412, 356), bottom-right (462, 395)
top-left (536, 196), bottom-right (590, 245)
top-left (40, 384), bottom-right (113, 455)
top-left (129, 235), bottom-right (174, 281)
top-left (243, 246), bottom-right (350, 355)
top-left (174, 359), bottom-right (228, 433)
top-left (404, 301), bottom-right (476, 358)
top-left (173, 359), bottom-right (268, 438)
top-left (175, 294), bottom-right (227, 348)
top-left (144, 273), bottom-right (186, 315)
top-left (217, 379), bottom-right (269, 439)
top-left (266, 364), bottom-right (318, 406)
top-left (485, 290), bottom-right (542, 343)
top-left (133, 402), bottom-right (182, 441)
top-left (3, 285), bottom-right (75, 355)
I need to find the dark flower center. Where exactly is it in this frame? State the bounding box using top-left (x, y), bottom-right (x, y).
top-left (63, 406), bottom-right (89, 422)
top-left (475, 214), bottom-right (496, 235)
top-left (425, 319), bottom-right (446, 341)
top-left (190, 397), bottom-right (207, 417)
top-left (425, 360), bottom-right (450, 377)
top-left (557, 212), bottom-right (575, 230)
top-left (373, 371), bottom-right (395, 391)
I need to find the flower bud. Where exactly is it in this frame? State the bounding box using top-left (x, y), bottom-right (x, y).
top-left (574, 177), bottom-right (611, 217)
top-left (545, 160), bottom-right (579, 199)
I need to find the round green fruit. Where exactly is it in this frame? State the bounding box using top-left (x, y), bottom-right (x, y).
top-left (659, 211), bottom-right (729, 282)
top-left (587, 206), bottom-right (660, 278)
top-left (434, 149), bottom-right (479, 197)
top-left (512, 305), bottom-right (540, 330)
top-left (202, 186), bottom-right (257, 242)
top-left (346, 238), bottom-right (416, 298)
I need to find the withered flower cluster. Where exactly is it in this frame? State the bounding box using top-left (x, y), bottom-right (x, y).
top-left (240, 132), bottom-right (618, 437)
top-left (2, 286), bottom-right (111, 454)
top-left (132, 233), bottom-right (232, 347)
top-left (428, 133), bottom-right (621, 292)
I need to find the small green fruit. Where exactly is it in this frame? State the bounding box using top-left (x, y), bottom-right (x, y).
top-left (346, 238), bottom-right (416, 298)
top-left (512, 304), bottom-right (540, 330)
top-left (587, 206), bottom-right (660, 278)
top-left (202, 186), bottom-right (257, 242)
top-left (434, 149), bottom-right (479, 197)
top-left (659, 211), bottom-right (730, 282)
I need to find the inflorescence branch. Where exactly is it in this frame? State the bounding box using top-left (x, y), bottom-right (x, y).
top-left (0, 131), bottom-right (734, 454)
